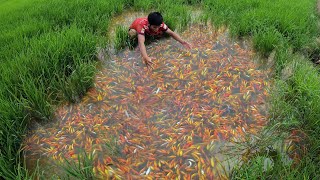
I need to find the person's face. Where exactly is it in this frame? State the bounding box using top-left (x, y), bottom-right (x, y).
top-left (150, 25), bottom-right (161, 32)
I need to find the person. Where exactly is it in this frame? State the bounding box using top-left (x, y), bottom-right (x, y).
top-left (129, 12), bottom-right (192, 69)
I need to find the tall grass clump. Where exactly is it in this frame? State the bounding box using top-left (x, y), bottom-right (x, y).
top-left (158, 1), bottom-right (192, 31)
top-left (59, 138), bottom-right (121, 179)
top-left (0, 0), bottom-right (126, 64)
top-left (114, 25), bottom-right (133, 51)
top-left (60, 151), bottom-right (95, 179)
top-left (127, 0), bottom-right (153, 10)
top-left (31, 26), bottom-right (98, 103)
top-left (0, 94), bottom-right (27, 179)
top-left (252, 27), bottom-right (288, 58)
top-left (204, 0), bottom-right (319, 58)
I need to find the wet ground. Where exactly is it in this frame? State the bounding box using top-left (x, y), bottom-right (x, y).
top-left (24, 16), bottom-right (271, 179)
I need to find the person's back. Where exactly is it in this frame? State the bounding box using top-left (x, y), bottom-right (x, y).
top-left (129, 17), bottom-right (168, 36)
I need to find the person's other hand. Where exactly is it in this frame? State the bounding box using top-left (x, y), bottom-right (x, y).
top-left (143, 56), bottom-right (155, 70)
top-left (182, 41), bottom-right (192, 49)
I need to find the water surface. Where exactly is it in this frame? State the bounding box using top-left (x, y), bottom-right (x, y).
top-left (24, 19), bottom-right (271, 179)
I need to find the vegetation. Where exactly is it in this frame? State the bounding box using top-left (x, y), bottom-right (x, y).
top-left (61, 151), bottom-right (95, 180)
top-left (204, 0), bottom-right (320, 179)
top-left (0, 0), bottom-right (319, 179)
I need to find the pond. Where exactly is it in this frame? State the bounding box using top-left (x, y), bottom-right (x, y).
top-left (24, 12), bottom-right (271, 179)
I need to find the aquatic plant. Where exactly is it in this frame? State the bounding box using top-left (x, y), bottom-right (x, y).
top-left (60, 150), bottom-right (95, 180)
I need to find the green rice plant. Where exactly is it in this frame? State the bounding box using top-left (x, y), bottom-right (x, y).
top-left (184, 0), bottom-right (203, 5)
top-left (269, 55), bottom-right (320, 130)
top-left (231, 155), bottom-right (275, 180)
top-left (35, 25), bottom-right (97, 70)
top-left (1, 25), bottom-right (98, 109)
top-left (54, 61), bottom-right (96, 103)
top-left (162, 14), bottom-right (177, 31)
top-left (27, 26), bottom-right (97, 102)
top-left (252, 27), bottom-right (286, 58)
top-left (0, 95), bottom-right (40, 179)
top-left (0, 19), bottom-right (51, 62)
top-left (20, 75), bottom-right (54, 121)
top-left (114, 25), bottom-right (131, 51)
top-left (130, 0), bottom-right (153, 11)
top-left (204, 0), bottom-right (319, 55)
top-left (161, 5), bottom-right (191, 31)
top-left (0, 114), bottom-right (26, 179)
top-left (32, 0), bottom-right (123, 30)
top-left (232, 156), bottom-right (320, 179)
top-left (59, 139), bottom-right (120, 179)
top-left (303, 38), bottom-right (320, 64)
top-left (60, 150), bottom-right (95, 180)
top-left (226, 123), bottom-right (295, 179)
top-left (231, 145), bottom-right (320, 179)
top-left (288, 59), bottom-right (320, 128)
top-left (270, 47), bottom-right (294, 78)
top-left (180, 9), bottom-right (192, 31)
top-left (0, 0), bottom-right (126, 62)
top-left (0, 149), bottom-right (43, 180)
top-left (194, 12), bottom-right (209, 25)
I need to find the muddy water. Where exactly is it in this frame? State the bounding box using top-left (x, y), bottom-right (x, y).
top-left (24, 15), bottom-right (271, 179)
top-left (108, 11), bottom-right (147, 37)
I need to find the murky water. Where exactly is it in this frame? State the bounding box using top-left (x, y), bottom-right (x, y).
top-left (24, 13), bottom-right (271, 179)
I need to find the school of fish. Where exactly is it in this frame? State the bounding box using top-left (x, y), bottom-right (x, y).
top-left (24, 24), bottom-right (271, 179)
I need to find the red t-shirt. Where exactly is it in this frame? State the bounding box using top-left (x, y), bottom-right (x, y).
top-left (130, 17), bottom-right (168, 36)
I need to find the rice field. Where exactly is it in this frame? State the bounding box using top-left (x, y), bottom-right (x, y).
top-left (0, 0), bottom-right (319, 179)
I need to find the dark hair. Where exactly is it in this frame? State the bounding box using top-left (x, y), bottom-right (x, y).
top-left (148, 12), bottom-right (163, 26)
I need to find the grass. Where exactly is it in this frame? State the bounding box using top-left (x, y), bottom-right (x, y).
top-left (114, 25), bottom-right (136, 51)
top-left (0, 0), bottom-right (320, 179)
top-left (204, 0), bottom-right (319, 57)
top-left (60, 150), bottom-right (95, 180)
top-left (57, 138), bottom-right (121, 179)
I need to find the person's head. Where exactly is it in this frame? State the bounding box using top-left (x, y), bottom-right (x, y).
top-left (148, 12), bottom-right (163, 32)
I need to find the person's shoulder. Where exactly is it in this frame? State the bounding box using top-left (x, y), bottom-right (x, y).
top-left (160, 22), bottom-right (168, 30)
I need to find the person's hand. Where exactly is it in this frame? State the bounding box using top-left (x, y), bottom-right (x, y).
top-left (182, 41), bottom-right (192, 49)
top-left (142, 56), bottom-right (155, 70)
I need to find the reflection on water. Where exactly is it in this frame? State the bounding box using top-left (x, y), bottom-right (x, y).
top-left (24, 22), bottom-right (271, 179)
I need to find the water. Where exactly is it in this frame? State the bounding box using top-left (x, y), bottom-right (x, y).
top-left (24, 15), bottom-right (271, 179)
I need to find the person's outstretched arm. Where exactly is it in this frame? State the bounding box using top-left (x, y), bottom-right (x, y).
top-left (138, 34), bottom-right (154, 69)
top-left (165, 28), bottom-right (192, 49)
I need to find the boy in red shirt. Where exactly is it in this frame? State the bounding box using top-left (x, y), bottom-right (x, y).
top-left (129, 12), bottom-right (192, 69)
